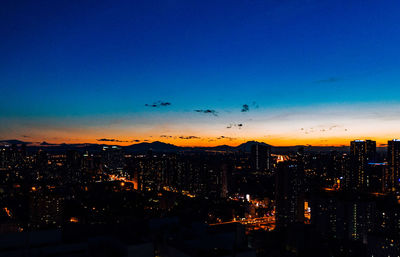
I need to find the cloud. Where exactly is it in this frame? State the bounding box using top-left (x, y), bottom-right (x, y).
top-left (314, 77), bottom-right (340, 84)
top-left (194, 109), bottom-right (218, 116)
top-left (227, 123), bottom-right (244, 129)
top-left (251, 101), bottom-right (259, 109)
top-left (160, 135), bottom-right (174, 138)
top-left (216, 136), bottom-right (236, 141)
top-left (179, 136), bottom-right (201, 140)
top-left (161, 135), bottom-right (201, 140)
top-left (21, 135), bottom-right (30, 138)
top-left (97, 138), bottom-right (125, 142)
top-left (240, 102), bottom-right (258, 112)
top-left (145, 101), bottom-right (171, 108)
top-left (97, 138), bottom-right (140, 143)
top-left (301, 124), bottom-right (343, 134)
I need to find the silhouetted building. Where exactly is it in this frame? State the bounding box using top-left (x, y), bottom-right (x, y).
top-left (275, 149), bottom-right (305, 228)
top-left (66, 150), bottom-right (81, 169)
top-left (366, 162), bottom-right (387, 193)
top-left (388, 139), bottom-right (400, 192)
top-left (250, 144), bottom-right (271, 172)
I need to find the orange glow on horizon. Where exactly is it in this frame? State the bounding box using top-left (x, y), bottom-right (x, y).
top-left (2, 103), bottom-right (400, 148)
top-left (15, 136), bottom-right (396, 148)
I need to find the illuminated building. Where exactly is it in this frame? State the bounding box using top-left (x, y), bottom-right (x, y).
top-left (0, 146), bottom-right (9, 170)
top-left (65, 150), bottom-right (83, 183)
top-left (29, 191), bottom-right (64, 229)
top-left (348, 140), bottom-right (376, 191)
top-left (311, 191), bottom-right (375, 244)
top-left (388, 139), bottom-right (400, 192)
top-left (368, 199), bottom-right (400, 256)
top-left (102, 146), bottom-right (125, 174)
top-left (82, 151), bottom-right (101, 174)
top-left (221, 163), bottom-right (229, 198)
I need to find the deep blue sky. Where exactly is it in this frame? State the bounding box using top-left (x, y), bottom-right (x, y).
top-left (1, 0), bottom-right (400, 146)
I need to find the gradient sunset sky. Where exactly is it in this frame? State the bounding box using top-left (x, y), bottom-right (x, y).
top-left (1, 0), bottom-right (400, 147)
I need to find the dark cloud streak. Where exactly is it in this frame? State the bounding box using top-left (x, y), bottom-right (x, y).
top-left (216, 136), bottom-right (236, 141)
top-left (227, 123), bottom-right (243, 129)
top-left (97, 138), bottom-right (141, 143)
top-left (179, 136), bottom-right (201, 140)
top-left (194, 109), bottom-right (218, 116)
top-left (241, 104), bottom-right (249, 112)
top-left (145, 101), bottom-right (171, 108)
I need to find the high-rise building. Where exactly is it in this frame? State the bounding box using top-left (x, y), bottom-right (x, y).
top-left (275, 148), bottom-right (305, 228)
top-left (388, 139), bottom-right (400, 192)
top-left (251, 144), bottom-right (271, 172)
top-left (102, 146), bottom-right (125, 174)
top-left (349, 140), bottom-right (376, 191)
top-left (220, 163), bottom-right (231, 198)
top-left (29, 191), bottom-right (65, 230)
top-left (367, 162), bottom-right (387, 193)
top-left (311, 191), bottom-right (375, 244)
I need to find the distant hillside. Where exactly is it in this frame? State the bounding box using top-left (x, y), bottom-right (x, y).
top-left (0, 139), bottom-right (28, 145)
top-left (0, 139), bottom-right (385, 154)
top-left (125, 141), bottom-right (180, 152)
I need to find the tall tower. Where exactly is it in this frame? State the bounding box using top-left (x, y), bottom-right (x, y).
top-left (349, 140), bottom-right (376, 191)
top-left (388, 139), bottom-right (400, 192)
top-left (102, 146), bottom-right (125, 174)
top-left (251, 144), bottom-right (271, 172)
top-left (275, 148), bottom-right (305, 228)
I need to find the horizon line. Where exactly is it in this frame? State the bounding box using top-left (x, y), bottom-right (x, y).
top-left (0, 138), bottom-right (394, 148)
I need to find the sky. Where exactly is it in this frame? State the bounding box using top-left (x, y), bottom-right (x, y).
top-left (1, 0), bottom-right (400, 147)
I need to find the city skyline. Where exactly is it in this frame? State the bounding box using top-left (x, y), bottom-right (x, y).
top-left (3, 1), bottom-right (400, 256)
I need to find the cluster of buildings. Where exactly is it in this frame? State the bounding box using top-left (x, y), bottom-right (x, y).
top-left (272, 139), bottom-right (400, 256)
top-left (1, 139), bottom-right (400, 256)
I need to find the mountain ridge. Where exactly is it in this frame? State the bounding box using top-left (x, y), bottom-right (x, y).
top-left (0, 139), bottom-right (361, 154)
